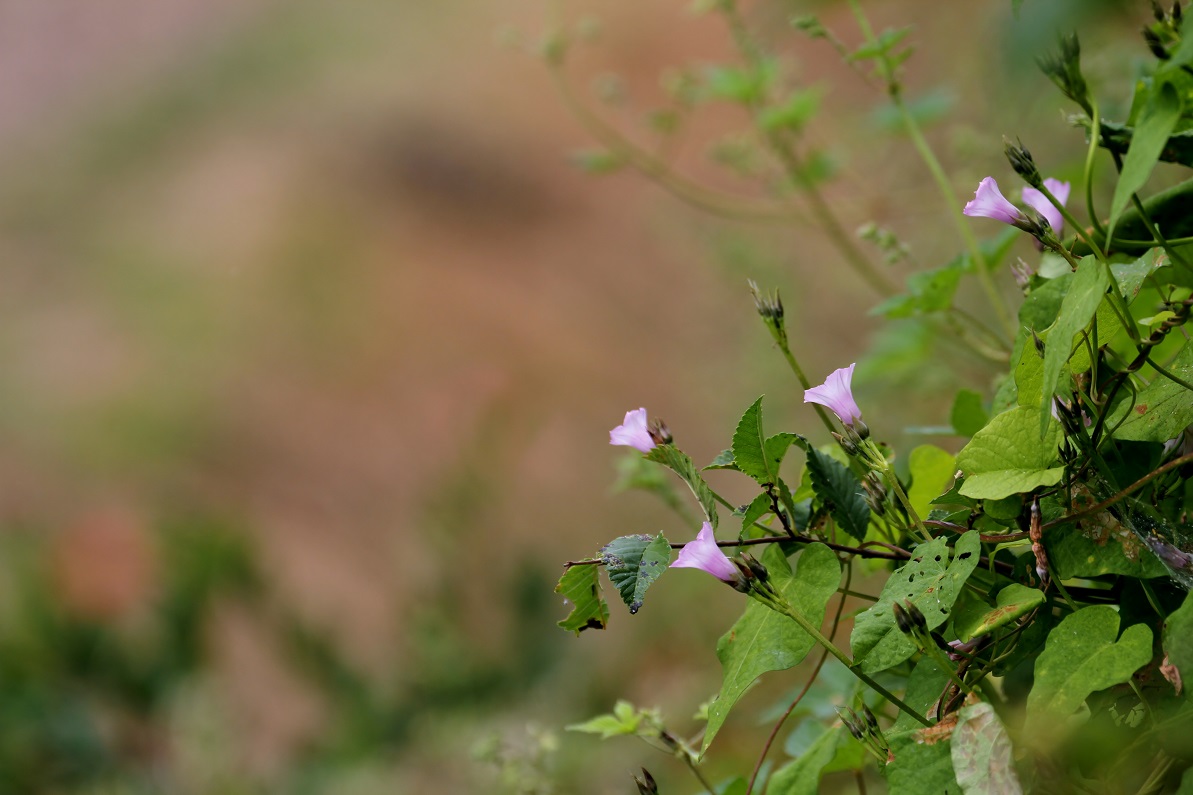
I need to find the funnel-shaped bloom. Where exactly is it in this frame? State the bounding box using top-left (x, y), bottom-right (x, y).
top-left (610, 407), bottom-right (656, 453)
top-left (963, 177), bottom-right (1024, 226)
top-left (1021, 178), bottom-right (1071, 235)
top-left (670, 522), bottom-right (738, 583)
top-left (804, 363), bottom-right (863, 426)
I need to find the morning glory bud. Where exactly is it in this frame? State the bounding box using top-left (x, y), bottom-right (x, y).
top-left (1004, 137), bottom-right (1042, 189)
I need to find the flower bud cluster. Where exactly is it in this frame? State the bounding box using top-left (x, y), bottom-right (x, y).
top-left (1037, 33), bottom-right (1091, 116)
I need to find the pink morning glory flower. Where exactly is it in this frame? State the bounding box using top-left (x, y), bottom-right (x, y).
top-left (963, 177), bottom-right (1025, 226)
top-left (1021, 178), bottom-right (1071, 235)
top-left (670, 522), bottom-right (739, 583)
top-left (804, 363), bottom-right (863, 427)
top-left (610, 407), bottom-right (656, 453)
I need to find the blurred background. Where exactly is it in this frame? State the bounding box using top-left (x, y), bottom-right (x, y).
top-left (0, 0), bottom-right (1156, 792)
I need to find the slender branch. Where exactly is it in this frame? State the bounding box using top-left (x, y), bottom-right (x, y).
top-left (1041, 451), bottom-right (1193, 530)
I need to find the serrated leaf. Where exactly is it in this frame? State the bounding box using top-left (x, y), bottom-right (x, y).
top-left (955, 406), bottom-right (1064, 500)
top-left (705, 448), bottom-right (740, 471)
top-left (951, 389), bottom-right (989, 436)
top-left (953, 583), bottom-right (1045, 642)
top-left (555, 565), bottom-right (609, 634)
top-left (951, 702), bottom-right (1023, 795)
top-left (732, 397), bottom-right (796, 484)
top-left (851, 531), bottom-right (981, 674)
top-left (1109, 80), bottom-right (1183, 237)
top-left (795, 440), bottom-right (869, 542)
top-left (1024, 606), bottom-right (1153, 741)
top-left (907, 445), bottom-right (957, 520)
top-left (600, 534), bottom-right (671, 614)
top-left (1106, 340), bottom-right (1193, 442)
top-left (765, 724), bottom-right (842, 795)
top-left (1039, 256), bottom-right (1110, 436)
top-left (703, 544), bottom-right (840, 754)
top-left (740, 492), bottom-right (773, 537)
top-left (647, 444), bottom-right (719, 528)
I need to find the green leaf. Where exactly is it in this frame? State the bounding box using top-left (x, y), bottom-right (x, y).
top-left (907, 445), bottom-right (957, 520)
top-left (555, 565), bottom-right (609, 634)
top-left (567, 700), bottom-right (652, 738)
top-left (891, 657), bottom-right (950, 736)
top-left (955, 406), bottom-right (1064, 500)
top-left (950, 389), bottom-right (989, 436)
top-left (1113, 248), bottom-right (1168, 304)
top-left (570, 148), bottom-right (623, 175)
top-left (953, 583), bottom-right (1045, 642)
top-left (759, 87), bottom-right (822, 133)
top-left (799, 443), bottom-right (870, 542)
top-left (732, 397), bottom-right (796, 485)
top-left (871, 261), bottom-right (963, 319)
top-left (1045, 522), bottom-right (1168, 580)
top-left (647, 444), bottom-right (719, 528)
top-left (600, 534), bottom-right (671, 614)
top-left (1024, 605), bottom-right (1153, 740)
top-left (1165, 592), bottom-right (1193, 694)
top-left (613, 453), bottom-right (689, 517)
top-left (705, 448), bottom-right (740, 471)
top-left (951, 702), bottom-right (1023, 795)
top-left (851, 531), bottom-right (981, 674)
top-left (740, 492), bottom-right (773, 537)
top-left (766, 725), bottom-right (842, 795)
top-left (1106, 340), bottom-right (1193, 442)
top-left (1039, 255), bottom-right (1110, 436)
top-left (703, 544), bottom-right (840, 754)
top-left (886, 730), bottom-right (959, 795)
top-left (1109, 80), bottom-right (1183, 237)
top-left (705, 61), bottom-right (776, 105)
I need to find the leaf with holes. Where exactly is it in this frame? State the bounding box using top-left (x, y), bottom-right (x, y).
top-left (702, 544), bottom-right (840, 754)
top-left (647, 444), bottom-right (719, 528)
top-left (599, 534), bottom-right (671, 614)
top-left (555, 564), bottom-right (609, 634)
top-left (851, 531), bottom-right (981, 674)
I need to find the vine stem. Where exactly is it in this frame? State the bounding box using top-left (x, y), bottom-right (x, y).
top-left (844, 0), bottom-right (1014, 341)
top-left (1041, 451), bottom-right (1193, 530)
top-left (753, 589), bottom-right (931, 727)
top-left (743, 563), bottom-right (854, 795)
